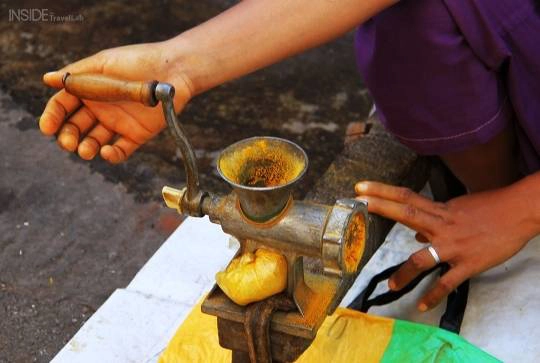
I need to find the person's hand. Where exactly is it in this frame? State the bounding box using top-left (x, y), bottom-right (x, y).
top-left (39, 42), bottom-right (193, 163)
top-left (355, 180), bottom-right (539, 312)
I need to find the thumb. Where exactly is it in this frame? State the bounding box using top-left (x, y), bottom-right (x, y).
top-left (43, 51), bottom-right (106, 89)
top-left (42, 71), bottom-right (64, 89)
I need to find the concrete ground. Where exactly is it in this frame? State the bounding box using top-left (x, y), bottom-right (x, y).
top-left (0, 1), bottom-right (371, 362)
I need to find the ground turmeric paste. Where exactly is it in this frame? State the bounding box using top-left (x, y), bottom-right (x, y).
top-left (215, 248), bottom-right (287, 306)
top-left (343, 213), bottom-right (366, 273)
top-left (219, 139), bottom-right (304, 187)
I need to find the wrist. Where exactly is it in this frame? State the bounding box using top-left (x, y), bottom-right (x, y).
top-left (159, 35), bottom-right (208, 98)
top-left (512, 172), bottom-right (540, 231)
top-left (151, 39), bottom-right (198, 111)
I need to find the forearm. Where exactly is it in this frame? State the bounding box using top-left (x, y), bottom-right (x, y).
top-left (161, 0), bottom-right (397, 94)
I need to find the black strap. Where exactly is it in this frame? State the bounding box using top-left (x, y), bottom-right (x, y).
top-left (440, 269), bottom-right (469, 332)
top-left (347, 262), bottom-right (441, 312)
top-left (348, 262), bottom-right (469, 334)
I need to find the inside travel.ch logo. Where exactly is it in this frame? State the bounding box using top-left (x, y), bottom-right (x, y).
top-left (8, 8), bottom-right (84, 23)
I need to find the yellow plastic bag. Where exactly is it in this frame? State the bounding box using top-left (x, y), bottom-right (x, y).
top-left (215, 248), bottom-right (287, 306)
top-left (159, 298), bottom-right (231, 363)
top-left (160, 299), bottom-right (393, 363)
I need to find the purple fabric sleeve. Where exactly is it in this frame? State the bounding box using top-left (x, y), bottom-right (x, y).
top-left (355, 0), bottom-right (512, 155)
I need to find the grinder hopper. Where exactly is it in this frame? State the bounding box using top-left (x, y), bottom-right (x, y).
top-left (217, 136), bottom-right (308, 222)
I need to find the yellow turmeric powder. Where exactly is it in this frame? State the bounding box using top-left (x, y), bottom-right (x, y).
top-left (216, 248), bottom-right (288, 306)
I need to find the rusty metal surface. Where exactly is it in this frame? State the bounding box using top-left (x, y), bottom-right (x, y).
top-left (202, 193), bottom-right (330, 258)
top-left (198, 192), bottom-right (367, 317)
top-left (218, 316), bottom-right (312, 363)
top-left (202, 269), bottom-right (340, 340)
top-left (243, 295), bottom-right (296, 363)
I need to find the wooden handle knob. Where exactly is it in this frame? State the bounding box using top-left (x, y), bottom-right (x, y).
top-left (62, 73), bottom-right (158, 106)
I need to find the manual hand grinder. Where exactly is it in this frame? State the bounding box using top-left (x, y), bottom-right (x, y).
top-left (62, 73), bottom-right (374, 358)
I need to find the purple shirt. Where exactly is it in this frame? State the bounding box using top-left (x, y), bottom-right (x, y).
top-left (355, 0), bottom-right (540, 174)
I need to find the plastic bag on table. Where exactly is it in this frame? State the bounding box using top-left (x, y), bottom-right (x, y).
top-left (159, 297), bottom-right (500, 363)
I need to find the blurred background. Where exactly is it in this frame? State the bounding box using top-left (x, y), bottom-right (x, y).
top-left (0, 0), bottom-right (371, 361)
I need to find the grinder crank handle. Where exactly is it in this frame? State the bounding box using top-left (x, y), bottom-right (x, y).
top-left (62, 73), bottom-right (159, 106)
top-left (62, 72), bottom-right (205, 217)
